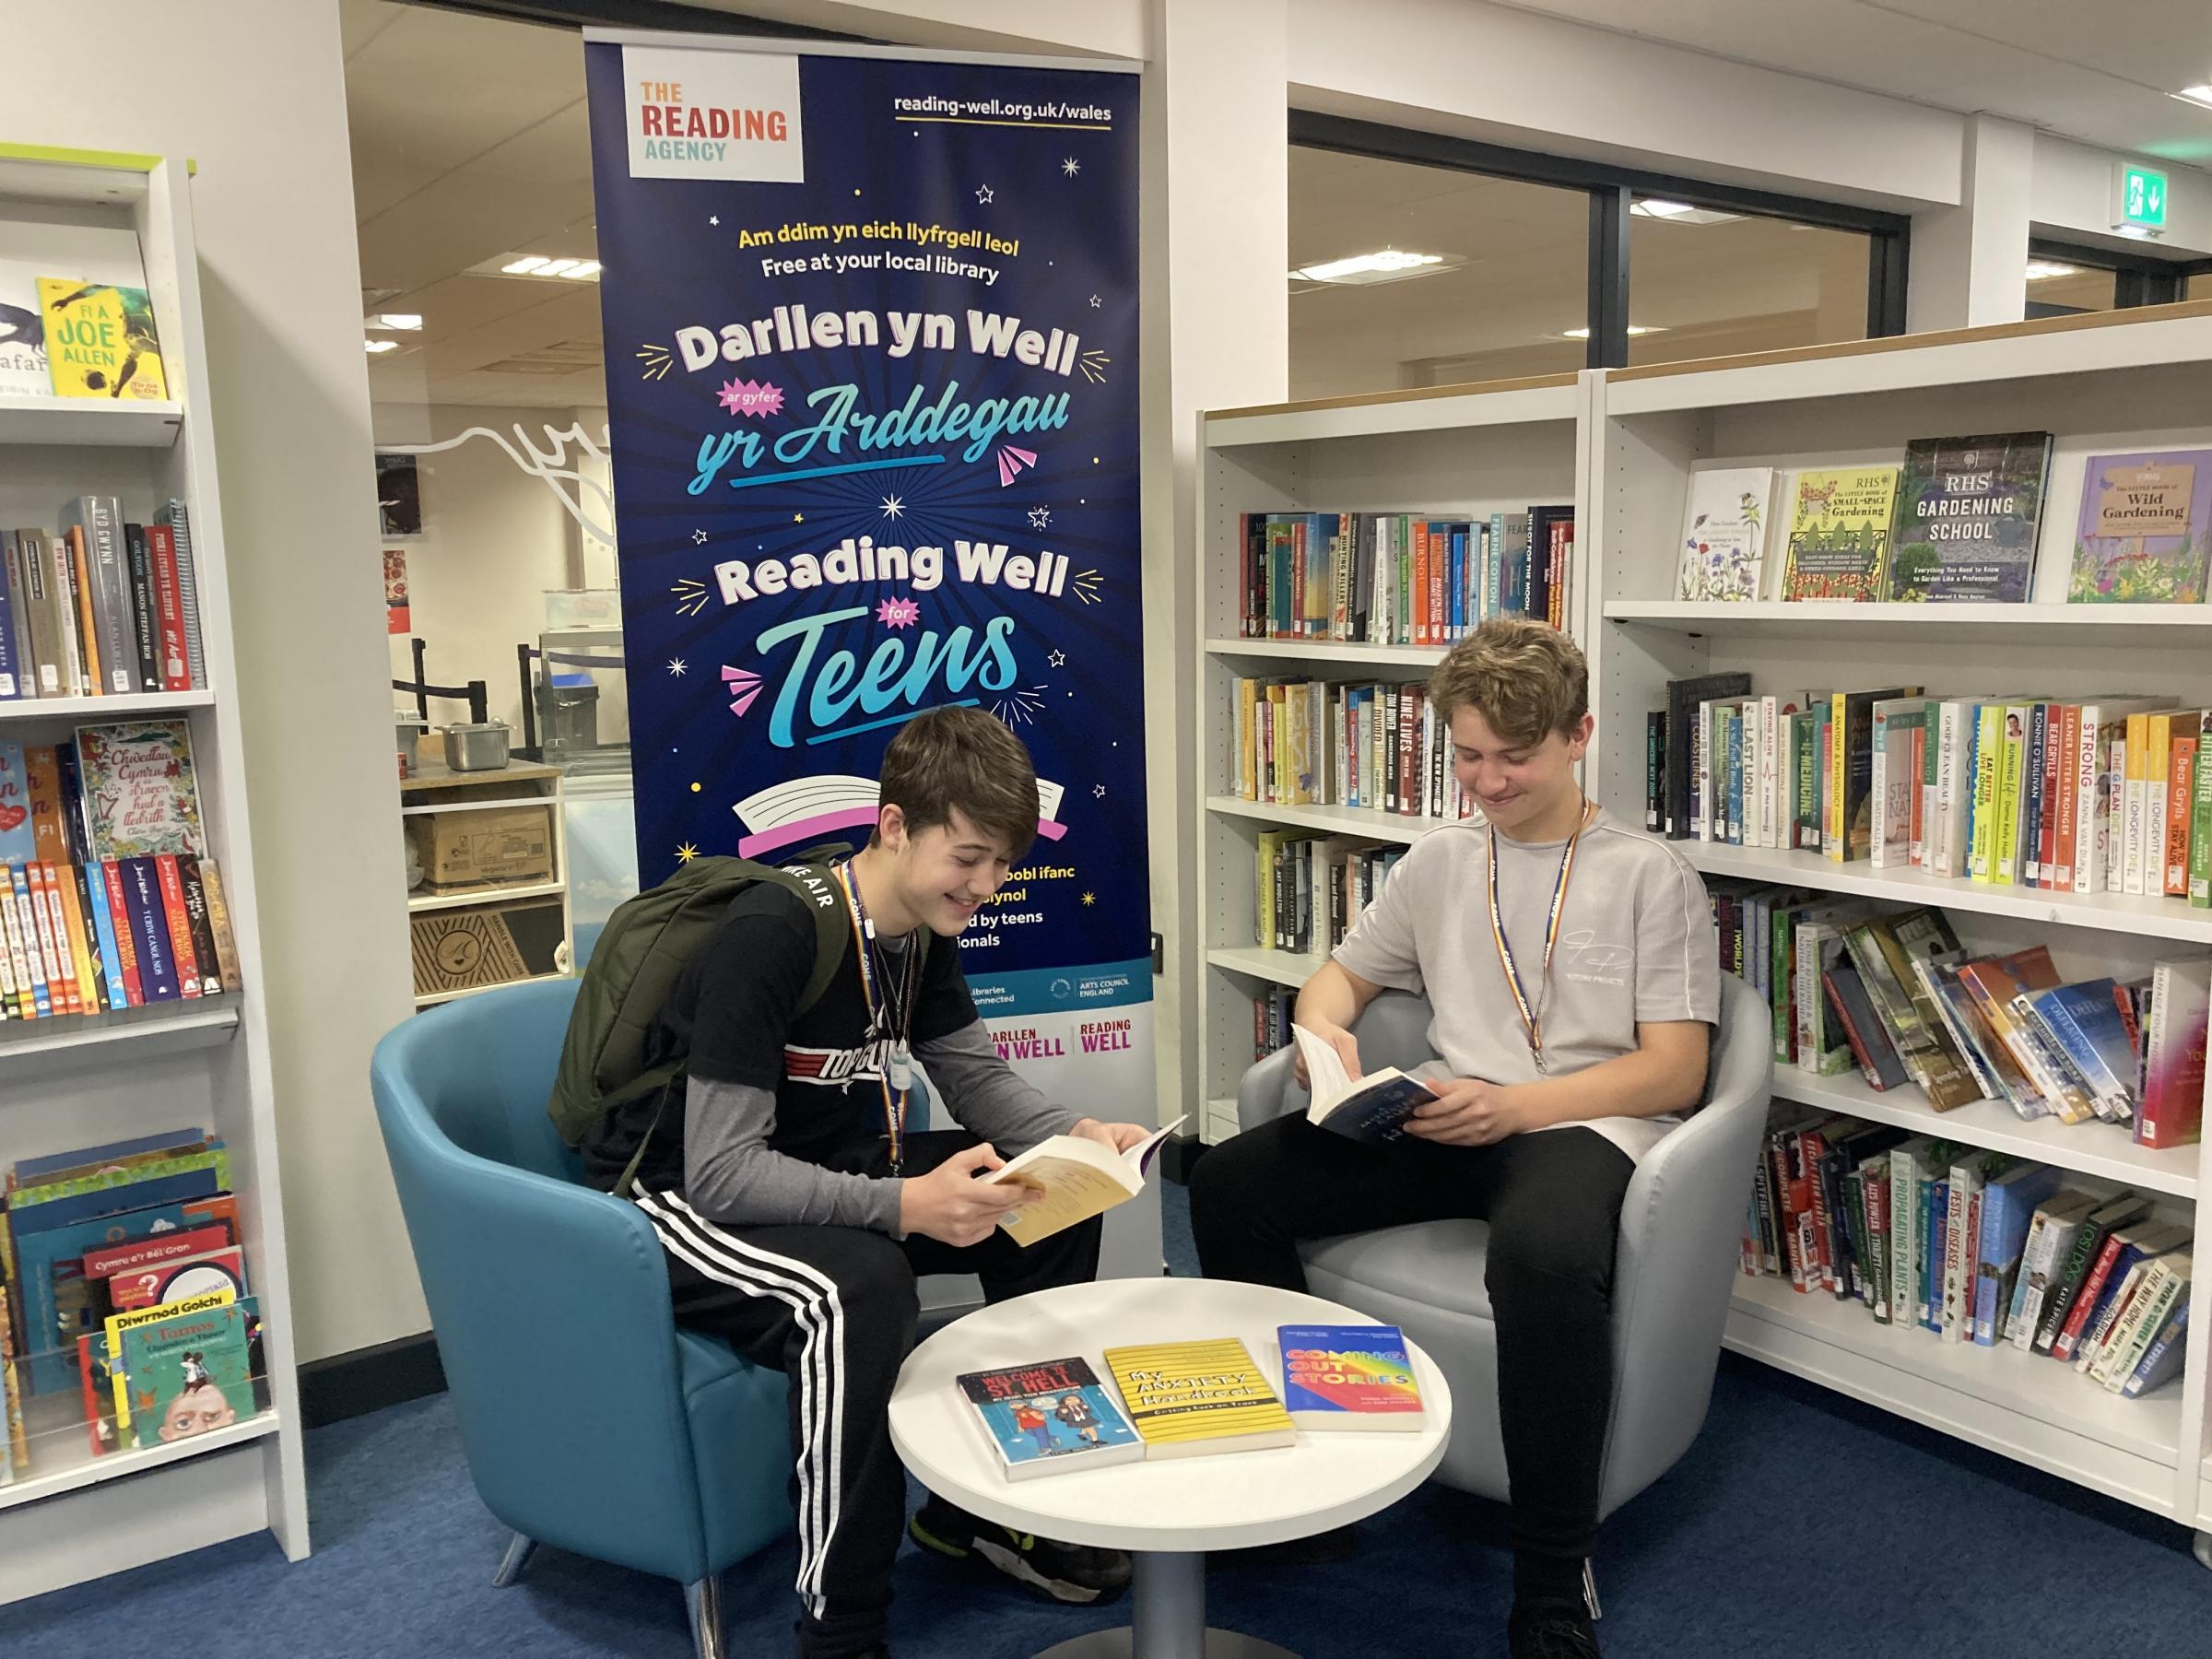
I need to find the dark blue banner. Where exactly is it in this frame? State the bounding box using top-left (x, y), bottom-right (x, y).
top-left (583, 35), bottom-right (1149, 1097)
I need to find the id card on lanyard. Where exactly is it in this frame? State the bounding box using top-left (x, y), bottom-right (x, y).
top-left (832, 861), bottom-right (917, 1171)
top-left (1485, 800), bottom-right (1594, 1074)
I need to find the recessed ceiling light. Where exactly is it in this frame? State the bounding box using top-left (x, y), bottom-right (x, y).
top-left (2117, 224), bottom-right (2159, 240)
top-left (364, 339), bottom-right (399, 354)
top-left (563, 261), bottom-right (601, 280)
top-left (368, 312), bottom-right (422, 331)
top-left (502, 255), bottom-right (549, 274)
top-left (1288, 248), bottom-right (1459, 286)
top-left (1630, 199), bottom-right (1743, 226)
top-left (1560, 324), bottom-right (1665, 339)
top-left (2025, 260), bottom-right (2082, 281)
top-left (2173, 85), bottom-right (2212, 109)
top-left (486, 253), bottom-right (600, 283)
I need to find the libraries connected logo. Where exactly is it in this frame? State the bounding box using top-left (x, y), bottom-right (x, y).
top-left (622, 45), bottom-right (803, 182)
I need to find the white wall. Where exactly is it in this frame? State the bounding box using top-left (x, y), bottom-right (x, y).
top-left (2032, 130), bottom-right (2212, 259)
top-left (6, 0), bottom-right (426, 1364)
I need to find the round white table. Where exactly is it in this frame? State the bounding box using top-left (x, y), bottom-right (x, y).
top-left (888, 1277), bottom-right (1453, 1659)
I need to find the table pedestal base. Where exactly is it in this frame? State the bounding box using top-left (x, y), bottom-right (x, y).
top-left (1032, 1551), bottom-right (1297, 1659)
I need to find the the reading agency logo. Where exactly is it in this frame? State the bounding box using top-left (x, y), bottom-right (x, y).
top-left (623, 46), bottom-right (803, 182)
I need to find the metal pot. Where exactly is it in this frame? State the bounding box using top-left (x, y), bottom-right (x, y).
top-left (441, 720), bottom-right (512, 771)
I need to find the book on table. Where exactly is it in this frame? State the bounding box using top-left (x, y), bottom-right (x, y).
top-left (1101, 1337), bottom-right (1298, 1459)
top-left (1292, 1023), bottom-right (1437, 1144)
top-left (985, 1115), bottom-right (1185, 1247)
top-left (954, 1355), bottom-right (1145, 1480)
top-left (1277, 1324), bottom-right (1426, 1430)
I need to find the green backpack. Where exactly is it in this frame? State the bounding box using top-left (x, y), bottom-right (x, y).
top-left (547, 847), bottom-right (924, 1194)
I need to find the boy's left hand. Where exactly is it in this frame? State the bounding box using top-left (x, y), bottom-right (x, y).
top-left (1071, 1117), bottom-right (1153, 1153)
top-left (1404, 1078), bottom-right (1523, 1147)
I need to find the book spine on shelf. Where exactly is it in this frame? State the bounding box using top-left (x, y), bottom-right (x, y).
top-left (2165, 735), bottom-right (2196, 898)
top-left (102, 860), bottom-right (145, 1006)
top-left (159, 500), bottom-right (207, 689)
top-left (145, 523), bottom-right (192, 692)
top-left (8, 863), bottom-right (49, 1016)
top-left (123, 523), bottom-right (161, 697)
top-left (121, 855), bottom-right (181, 1001)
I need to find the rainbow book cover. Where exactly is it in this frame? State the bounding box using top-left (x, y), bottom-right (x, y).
top-left (1278, 1324), bottom-right (1426, 1430)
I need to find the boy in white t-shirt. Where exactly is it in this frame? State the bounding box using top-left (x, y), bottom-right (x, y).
top-left (1191, 618), bottom-right (1718, 1659)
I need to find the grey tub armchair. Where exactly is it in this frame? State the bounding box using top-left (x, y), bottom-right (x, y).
top-left (1234, 971), bottom-right (1771, 1516)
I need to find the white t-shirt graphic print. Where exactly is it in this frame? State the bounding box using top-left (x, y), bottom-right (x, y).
top-left (1331, 807), bottom-right (1720, 1163)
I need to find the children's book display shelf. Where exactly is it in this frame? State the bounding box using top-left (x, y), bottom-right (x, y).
top-left (0, 148), bottom-right (307, 1602)
top-left (1194, 300), bottom-right (2212, 1559)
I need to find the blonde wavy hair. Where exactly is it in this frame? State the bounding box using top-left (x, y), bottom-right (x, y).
top-left (1428, 618), bottom-right (1589, 748)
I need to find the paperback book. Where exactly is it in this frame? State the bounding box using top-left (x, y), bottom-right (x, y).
top-left (1292, 1023), bottom-right (1438, 1143)
top-left (1676, 468), bottom-right (1777, 602)
top-left (37, 277), bottom-right (167, 401)
top-left (1100, 1337), bottom-right (1297, 1459)
top-left (1886, 431), bottom-right (2053, 603)
top-left (1278, 1324), bottom-right (1426, 1430)
top-left (2069, 450), bottom-right (2212, 605)
top-left (986, 1117), bottom-right (1184, 1247)
top-left (954, 1356), bottom-right (1144, 1480)
top-left (1780, 466), bottom-right (1901, 603)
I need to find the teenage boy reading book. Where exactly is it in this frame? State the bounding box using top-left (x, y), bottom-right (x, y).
top-left (1190, 619), bottom-right (1717, 1659)
top-left (581, 708), bottom-right (1149, 1659)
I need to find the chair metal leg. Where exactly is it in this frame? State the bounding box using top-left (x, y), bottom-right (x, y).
top-left (492, 1532), bottom-right (538, 1588)
top-left (685, 1574), bottom-right (726, 1659)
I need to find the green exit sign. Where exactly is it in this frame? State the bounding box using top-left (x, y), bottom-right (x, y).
top-left (2115, 163), bottom-right (2169, 232)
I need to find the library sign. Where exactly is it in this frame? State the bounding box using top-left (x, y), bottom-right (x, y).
top-left (583, 32), bottom-right (1152, 1120)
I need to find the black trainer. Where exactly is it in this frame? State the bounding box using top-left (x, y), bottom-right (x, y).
top-left (1509, 1605), bottom-right (1603, 1659)
top-left (908, 1495), bottom-right (1132, 1605)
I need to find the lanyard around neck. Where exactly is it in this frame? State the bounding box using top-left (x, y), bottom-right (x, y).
top-left (831, 860), bottom-right (918, 1171)
top-left (1485, 800), bottom-right (1594, 1075)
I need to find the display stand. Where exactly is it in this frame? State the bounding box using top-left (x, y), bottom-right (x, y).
top-left (0, 148), bottom-right (308, 1600)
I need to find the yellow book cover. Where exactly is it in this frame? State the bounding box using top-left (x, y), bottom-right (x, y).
top-left (105, 1288), bottom-right (236, 1430)
top-left (1827, 692), bottom-right (1847, 858)
top-left (1255, 829), bottom-right (1284, 947)
top-left (1237, 678), bottom-right (1258, 800)
top-left (1282, 683), bottom-right (1314, 806)
top-left (1994, 704), bottom-right (2030, 884)
top-left (1265, 684), bottom-right (1287, 801)
top-left (2124, 711), bottom-right (2156, 894)
top-left (1782, 466), bottom-right (1902, 603)
top-left (52, 864), bottom-right (96, 1009)
top-left (1982, 703), bottom-right (2017, 885)
top-left (1102, 1336), bottom-right (1297, 1458)
top-left (39, 278), bottom-right (167, 400)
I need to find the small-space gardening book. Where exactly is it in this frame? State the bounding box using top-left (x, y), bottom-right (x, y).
top-left (1293, 1023), bottom-right (1436, 1142)
top-left (954, 1356), bottom-right (1144, 1480)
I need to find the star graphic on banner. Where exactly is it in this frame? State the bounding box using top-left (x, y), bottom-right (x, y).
top-left (1048, 649), bottom-right (1066, 667)
top-left (975, 184), bottom-right (994, 205)
top-left (1062, 157), bottom-right (1081, 178)
top-left (667, 659), bottom-right (687, 677)
top-left (709, 216), bottom-right (720, 227)
top-left (692, 529), bottom-right (708, 545)
top-left (880, 495), bottom-right (906, 520)
top-left (1029, 506), bottom-right (1052, 529)
top-left (676, 842), bottom-right (700, 864)
top-left (1081, 892), bottom-right (1096, 906)
top-left (1088, 294), bottom-right (1101, 308)
top-left (1093, 784), bottom-right (1107, 798)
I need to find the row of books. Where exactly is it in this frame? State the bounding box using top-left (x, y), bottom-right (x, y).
top-left (0, 720), bottom-right (231, 1016)
top-left (1253, 830), bottom-right (1403, 957)
top-left (0, 499), bottom-right (208, 700)
top-left (1675, 435), bottom-right (2212, 606)
top-left (1, 1127), bottom-right (264, 1484)
top-left (1745, 1120), bottom-right (2191, 1400)
top-left (1708, 888), bottom-right (2207, 1147)
top-left (1229, 676), bottom-right (1484, 821)
top-left (956, 1327), bottom-right (1426, 1482)
top-left (1652, 676), bottom-right (2212, 901)
top-left (0, 275), bottom-right (169, 401)
top-left (1233, 505), bottom-right (1574, 646)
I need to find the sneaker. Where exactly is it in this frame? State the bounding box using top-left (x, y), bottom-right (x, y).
top-left (908, 1495), bottom-right (1131, 1605)
top-left (1508, 1606), bottom-right (1603, 1659)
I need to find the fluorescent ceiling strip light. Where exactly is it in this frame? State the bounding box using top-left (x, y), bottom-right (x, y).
top-left (1289, 248), bottom-right (1445, 282)
top-left (364, 339), bottom-right (399, 354)
top-left (1560, 325), bottom-right (1663, 339)
top-left (2172, 85), bottom-right (2212, 110)
top-left (368, 312), bottom-right (422, 330)
top-left (2024, 260), bottom-right (2080, 281)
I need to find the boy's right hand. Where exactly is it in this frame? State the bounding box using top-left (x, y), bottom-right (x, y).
top-left (1292, 1020), bottom-right (1363, 1091)
top-left (900, 1143), bottom-right (1030, 1247)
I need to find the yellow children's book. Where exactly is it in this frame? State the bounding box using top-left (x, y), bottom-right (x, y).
top-left (1781, 466), bottom-right (1902, 603)
top-left (38, 278), bottom-right (167, 400)
top-left (1102, 1336), bottom-right (1298, 1459)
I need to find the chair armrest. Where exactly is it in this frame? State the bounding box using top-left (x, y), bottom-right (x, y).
top-left (1237, 1044), bottom-right (1310, 1135)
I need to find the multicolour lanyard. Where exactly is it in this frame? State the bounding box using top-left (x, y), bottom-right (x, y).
top-left (832, 860), bottom-right (919, 1171)
top-left (1485, 799), bottom-right (1594, 1074)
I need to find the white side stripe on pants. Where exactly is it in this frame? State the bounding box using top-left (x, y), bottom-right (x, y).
top-left (632, 1188), bottom-right (849, 1617)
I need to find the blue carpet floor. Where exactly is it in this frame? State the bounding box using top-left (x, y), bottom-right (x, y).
top-left (10, 1182), bottom-right (2208, 1657)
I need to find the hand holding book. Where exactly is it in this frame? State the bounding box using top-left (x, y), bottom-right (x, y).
top-left (1293, 1023), bottom-right (1439, 1144)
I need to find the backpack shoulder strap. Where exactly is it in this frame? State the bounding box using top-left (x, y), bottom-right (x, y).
top-left (725, 855), bottom-right (851, 1018)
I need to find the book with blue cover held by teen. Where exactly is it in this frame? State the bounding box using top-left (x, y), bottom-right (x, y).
top-left (1292, 1024), bottom-right (1438, 1143)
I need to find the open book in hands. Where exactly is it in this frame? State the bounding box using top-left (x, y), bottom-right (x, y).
top-left (985, 1116), bottom-right (1188, 1246)
top-left (1293, 1023), bottom-right (1438, 1144)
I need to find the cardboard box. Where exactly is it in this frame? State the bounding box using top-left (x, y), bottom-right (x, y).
top-left (409, 897), bottom-right (566, 998)
top-left (407, 804), bottom-right (555, 892)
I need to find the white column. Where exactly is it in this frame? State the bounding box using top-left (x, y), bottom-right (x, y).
top-left (1908, 113), bottom-right (2034, 332)
top-left (1141, 0), bottom-right (1289, 1134)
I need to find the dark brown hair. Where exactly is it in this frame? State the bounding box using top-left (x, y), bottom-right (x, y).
top-left (1428, 618), bottom-right (1589, 747)
top-left (875, 706), bottom-right (1039, 857)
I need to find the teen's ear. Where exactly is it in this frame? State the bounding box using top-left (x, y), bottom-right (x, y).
top-left (876, 802), bottom-right (908, 851)
top-left (1566, 712), bottom-right (1594, 761)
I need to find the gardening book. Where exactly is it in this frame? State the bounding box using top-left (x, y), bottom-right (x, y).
top-left (1101, 1337), bottom-right (1297, 1459)
top-left (2068, 449), bottom-right (2212, 605)
top-left (954, 1356), bottom-right (1144, 1480)
top-left (1780, 465), bottom-right (1901, 602)
top-left (37, 277), bottom-right (168, 401)
top-left (1886, 431), bottom-right (2053, 603)
top-left (1292, 1022), bottom-right (1438, 1143)
top-left (1278, 1324), bottom-right (1426, 1430)
top-left (1675, 467), bottom-right (1777, 602)
top-left (986, 1116), bottom-right (1183, 1247)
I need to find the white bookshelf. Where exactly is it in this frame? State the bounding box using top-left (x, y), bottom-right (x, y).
top-left (1586, 301), bottom-right (2212, 1543)
top-left (1191, 303), bottom-right (2212, 1555)
top-left (0, 151), bottom-right (308, 1599)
